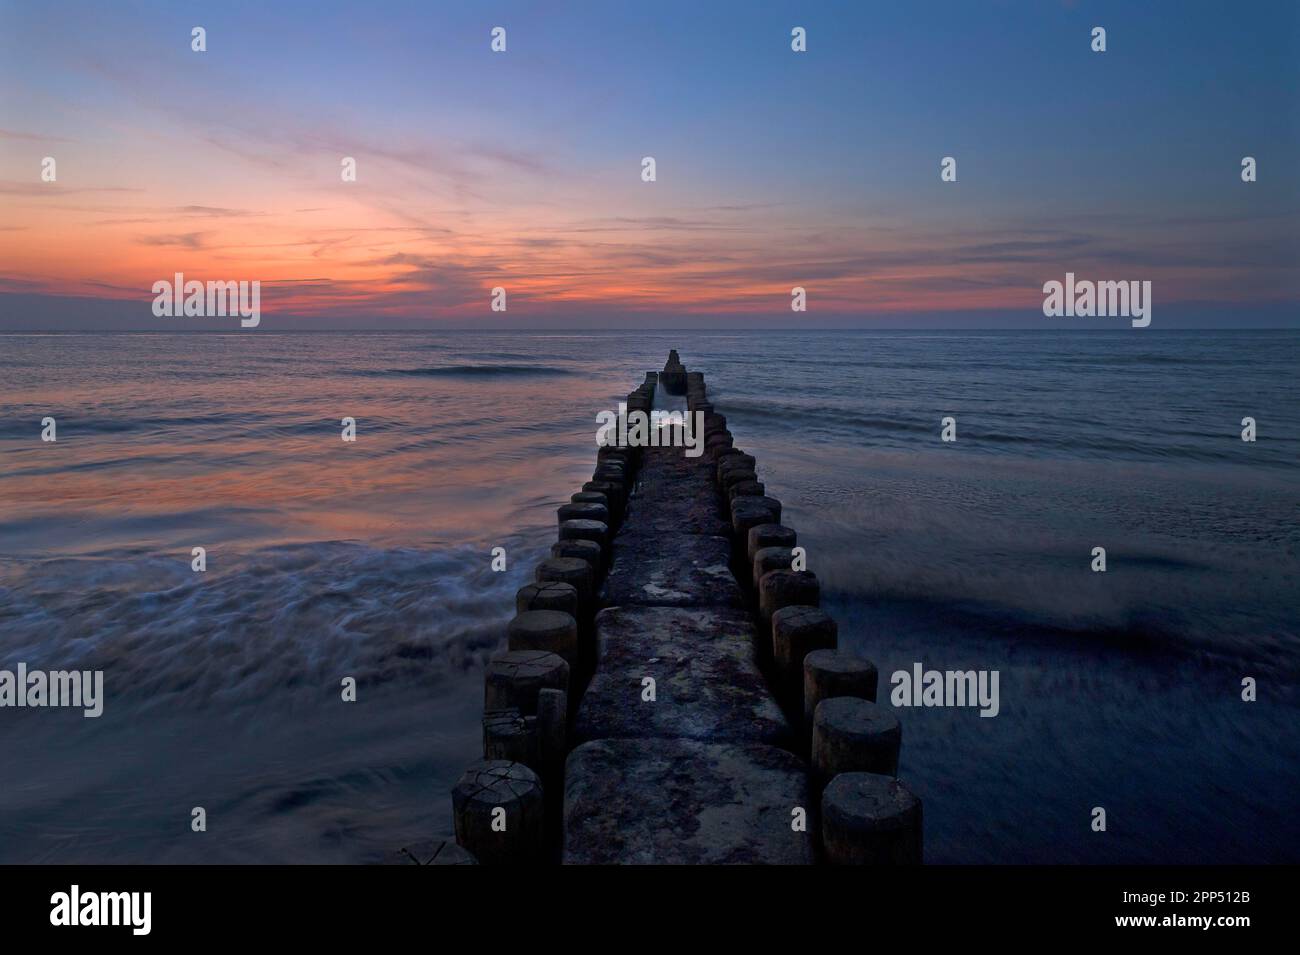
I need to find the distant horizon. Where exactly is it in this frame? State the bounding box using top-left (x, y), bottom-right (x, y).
top-left (1, 289), bottom-right (1296, 332)
top-left (3, 324), bottom-right (1297, 334)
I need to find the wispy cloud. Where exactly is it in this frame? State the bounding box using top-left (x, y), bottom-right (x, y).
top-left (0, 128), bottom-right (75, 143)
top-left (0, 181), bottom-right (142, 195)
top-left (136, 232), bottom-right (208, 249)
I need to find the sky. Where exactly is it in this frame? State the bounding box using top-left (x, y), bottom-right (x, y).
top-left (1, 0), bottom-right (1297, 329)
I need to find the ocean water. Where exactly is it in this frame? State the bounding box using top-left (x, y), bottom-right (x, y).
top-left (0, 329), bottom-right (1296, 863)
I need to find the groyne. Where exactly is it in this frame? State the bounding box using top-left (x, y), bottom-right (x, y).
top-left (433, 352), bottom-right (922, 865)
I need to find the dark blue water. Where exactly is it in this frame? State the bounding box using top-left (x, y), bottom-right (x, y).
top-left (1, 330), bottom-right (1296, 862)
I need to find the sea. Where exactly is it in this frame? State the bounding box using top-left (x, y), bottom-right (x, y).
top-left (1, 329), bottom-right (1296, 863)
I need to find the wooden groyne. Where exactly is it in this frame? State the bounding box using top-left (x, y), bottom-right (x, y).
top-left (434, 353), bottom-right (922, 865)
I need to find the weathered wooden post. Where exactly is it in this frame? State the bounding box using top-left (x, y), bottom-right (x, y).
top-left (811, 696), bottom-right (901, 782)
top-left (803, 648), bottom-right (879, 738)
top-left (484, 649), bottom-right (570, 715)
top-left (821, 772), bottom-right (922, 865)
top-left (515, 581), bottom-right (579, 617)
top-left (507, 610), bottom-right (579, 665)
top-left (747, 523), bottom-right (796, 564)
top-left (771, 605), bottom-right (837, 692)
top-left (452, 760), bottom-right (545, 865)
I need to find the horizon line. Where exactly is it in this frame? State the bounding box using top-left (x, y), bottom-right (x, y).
top-left (2, 326), bottom-right (1295, 334)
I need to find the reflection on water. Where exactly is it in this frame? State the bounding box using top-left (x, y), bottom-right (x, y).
top-left (1, 330), bottom-right (1297, 862)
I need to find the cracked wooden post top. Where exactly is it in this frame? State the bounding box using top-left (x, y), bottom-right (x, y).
top-left (821, 772), bottom-right (922, 865)
top-left (803, 649), bottom-right (879, 730)
top-left (812, 696), bottom-right (901, 783)
top-left (507, 610), bottom-right (579, 665)
top-left (452, 760), bottom-right (544, 866)
top-left (515, 581), bottom-right (579, 617)
top-left (484, 649), bottom-right (570, 715)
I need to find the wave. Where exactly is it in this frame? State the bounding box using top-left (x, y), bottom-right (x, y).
top-left (716, 396), bottom-right (1298, 464)
top-left (364, 364), bottom-right (576, 378)
top-left (812, 535), bottom-right (1300, 677)
top-left (457, 351), bottom-right (549, 362)
top-left (0, 538), bottom-right (551, 712)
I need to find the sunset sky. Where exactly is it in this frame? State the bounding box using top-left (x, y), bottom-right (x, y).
top-left (1, 0), bottom-right (1297, 328)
